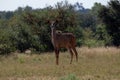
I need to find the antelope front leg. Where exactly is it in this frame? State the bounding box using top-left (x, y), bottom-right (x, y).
top-left (55, 48), bottom-right (59, 65)
top-left (72, 47), bottom-right (78, 62)
top-left (68, 48), bottom-right (73, 64)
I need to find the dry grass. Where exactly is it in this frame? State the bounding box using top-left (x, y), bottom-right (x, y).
top-left (0, 47), bottom-right (120, 80)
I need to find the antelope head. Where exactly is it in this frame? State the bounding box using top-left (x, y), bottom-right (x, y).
top-left (50, 21), bottom-right (56, 29)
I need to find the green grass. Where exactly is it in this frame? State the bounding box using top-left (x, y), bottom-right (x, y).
top-left (0, 47), bottom-right (120, 80)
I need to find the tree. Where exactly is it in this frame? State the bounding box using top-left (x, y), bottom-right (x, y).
top-left (98, 0), bottom-right (120, 46)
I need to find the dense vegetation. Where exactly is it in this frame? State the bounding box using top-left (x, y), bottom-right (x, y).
top-left (0, 0), bottom-right (120, 54)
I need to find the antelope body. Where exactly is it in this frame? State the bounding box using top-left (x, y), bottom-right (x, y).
top-left (50, 21), bottom-right (78, 65)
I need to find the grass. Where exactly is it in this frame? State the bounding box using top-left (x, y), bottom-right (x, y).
top-left (0, 47), bottom-right (120, 80)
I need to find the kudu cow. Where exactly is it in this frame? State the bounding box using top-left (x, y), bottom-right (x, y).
top-left (50, 21), bottom-right (78, 65)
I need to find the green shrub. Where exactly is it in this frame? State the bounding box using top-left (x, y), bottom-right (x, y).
top-left (77, 39), bottom-right (84, 47)
top-left (18, 57), bottom-right (25, 64)
top-left (60, 74), bottom-right (79, 80)
top-left (0, 44), bottom-right (14, 55)
top-left (83, 39), bottom-right (105, 47)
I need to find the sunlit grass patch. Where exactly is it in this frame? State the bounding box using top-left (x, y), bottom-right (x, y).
top-left (0, 47), bottom-right (120, 80)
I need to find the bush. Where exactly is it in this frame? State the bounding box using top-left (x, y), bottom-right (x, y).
top-left (60, 74), bottom-right (79, 80)
top-left (83, 39), bottom-right (105, 47)
top-left (0, 44), bottom-right (14, 55)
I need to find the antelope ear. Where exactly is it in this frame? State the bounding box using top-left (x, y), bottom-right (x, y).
top-left (45, 19), bottom-right (51, 24)
top-left (55, 19), bottom-right (59, 24)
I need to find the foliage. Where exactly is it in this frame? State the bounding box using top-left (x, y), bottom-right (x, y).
top-left (0, 26), bottom-right (16, 54)
top-left (97, 0), bottom-right (120, 46)
top-left (60, 74), bottom-right (79, 80)
top-left (0, 0), bottom-right (120, 54)
top-left (0, 1), bottom-right (81, 54)
top-left (95, 24), bottom-right (112, 46)
top-left (82, 28), bottom-right (104, 47)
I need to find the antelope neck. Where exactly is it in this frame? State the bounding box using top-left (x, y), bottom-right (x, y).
top-left (51, 27), bottom-right (56, 38)
top-left (51, 27), bottom-right (58, 47)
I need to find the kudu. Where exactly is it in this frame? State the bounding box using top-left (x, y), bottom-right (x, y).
top-left (50, 21), bottom-right (78, 65)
